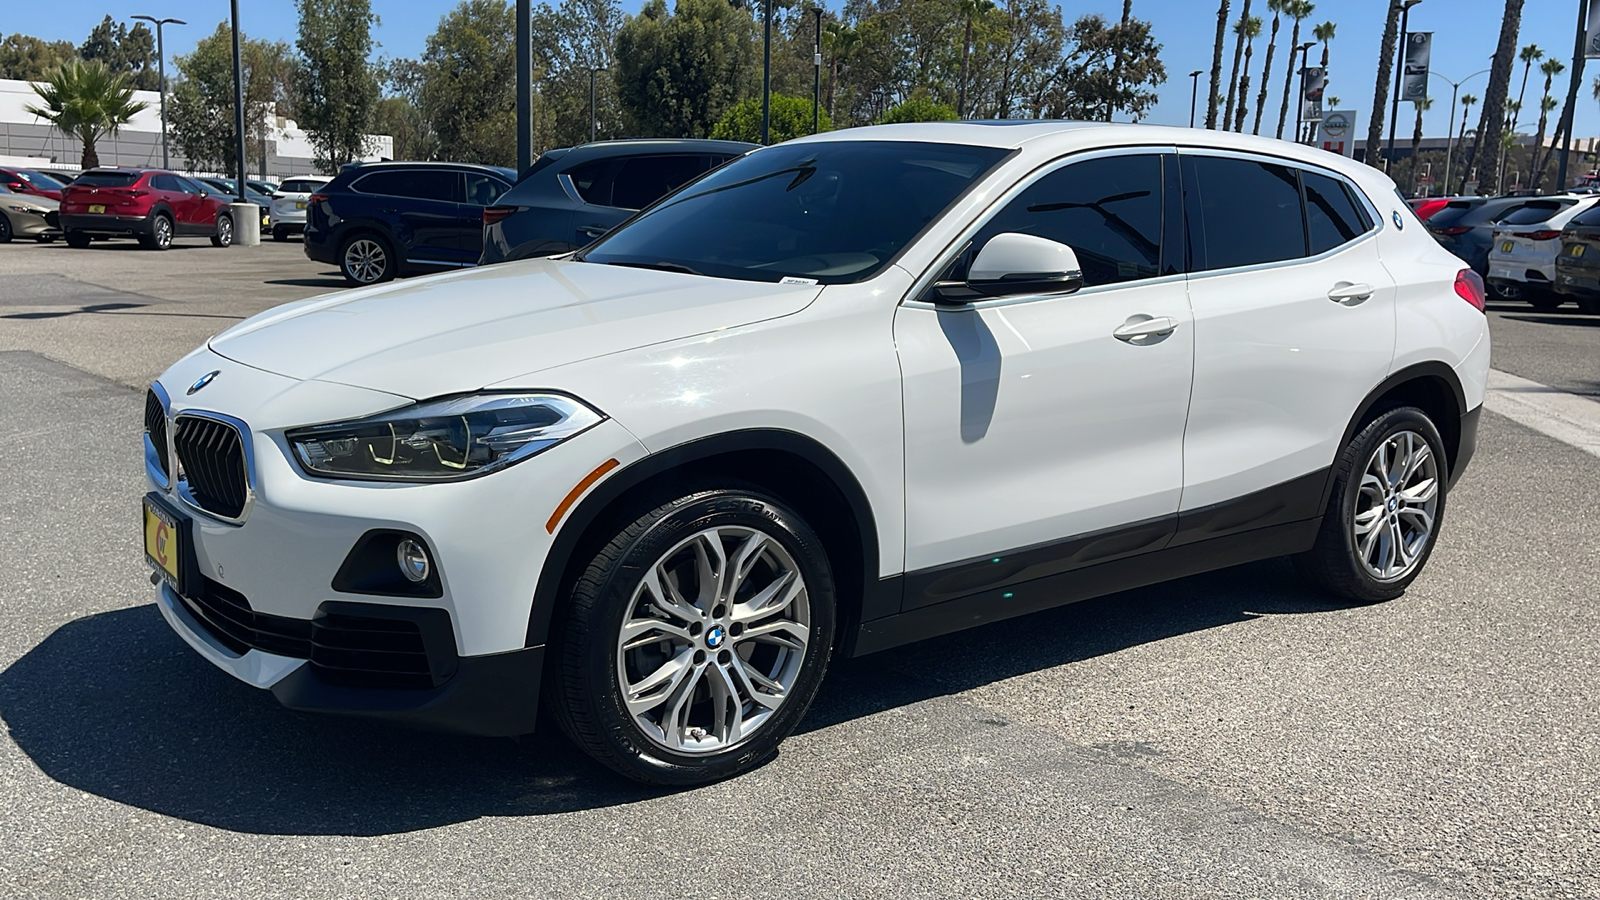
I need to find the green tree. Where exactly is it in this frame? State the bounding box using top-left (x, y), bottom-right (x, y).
top-left (1206, 0), bottom-right (1229, 128)
top-left (295, 0), bottom-right (381, 173)
top-left (1464, 0), bottom-right (1524, 191)
top-left (1231, 14), bottom-right (1262, 131)
top-left (1273, 3), bottom-right (1314, 140)
top-left (416, 0), bottom-right (517, 165)
top-left (1043, 12), bottom-right (1166, 122)
top-left (1365, 0), bottom-right (1401, 169)
top-left (712, 94), bottom-right (831, 141)
top-left (0, 33), bottom-right (79, 81)
top-left (614, 0), bottom-right (757, 139)
top-left (1222, 0), bottom-right (1252, 130)
top-left (878, 95), bottom-right (957, 124)
top-left (372, 96), bottom-right (439, 160)
top-left (23, 59), bottom-right (148, 170)
top-left (1528, 58), bottom-right (1565, 190)
top-left (1510, 43), bottom-right (1541, 132)
top-left (79, 16), bottom-right (159, 91)
top-left (168, 23), bottom-right (294, 174)
top-left (1251, 0), bottom-right (1285, 135)
top-left (530, 0), bottom-right (628, 148)
top-left (956, 0), bottom-right (996, 118)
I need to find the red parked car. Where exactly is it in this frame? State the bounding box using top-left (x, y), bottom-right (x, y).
top-left (59, 168), bottom-right (235, 250)
top-left (1406, 196), bottom-right (1452, 222)
top-left (0, 167), bottom-right (69, 201)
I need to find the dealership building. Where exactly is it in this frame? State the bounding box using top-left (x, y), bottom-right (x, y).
top-left (0, 78), bottom-right (392, 179)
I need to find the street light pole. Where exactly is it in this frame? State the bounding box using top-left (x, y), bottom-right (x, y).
top-left (1556, 0), bottom-right (1589, 191)
top-left (516, 0), bottom-right (531, 176)
top-left (131, 15), bottom-right (184, 170)
top-left (1188, 69), bottom-right (1203, 128)
top-left (1429, 68), bottom-right (1489, 199)
top-left (761, 0), bottom-right (773, 144)
top-left (229, 0), bottom-right (247, 202)
top-left (590, 68), bottom-right (605, 142)
top-left (813, 8), bottom-right (823, 135)
top-left (1385, 0), bottom-right (1423, 172)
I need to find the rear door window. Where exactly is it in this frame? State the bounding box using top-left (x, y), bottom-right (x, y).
top-left (1182, 154), bottom-right (1307, 271)
top-left (464, 173), bottom-right (509, 206)
top-left (1302, 171), bottom-right (1372, 254)
top-left (353, 169), bottom-right (461, 202)
top-left (150, 174), bottom-right (182, 192)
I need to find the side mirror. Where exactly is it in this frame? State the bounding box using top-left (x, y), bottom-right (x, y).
top-left (932, 232), bottom-right (1084, 303)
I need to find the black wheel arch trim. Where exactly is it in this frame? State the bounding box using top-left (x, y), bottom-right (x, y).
top-left (525, 428), bottom-right (887, 649)
top-left (1322, 361), bottom-right (1470, 509)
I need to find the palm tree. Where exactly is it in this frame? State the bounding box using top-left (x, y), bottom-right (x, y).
top-left (1510, 44), bottom-right (1542, 132)
top-left (1275, 2), bottom-right (1315, 139)
top-left (1207, 0), bottom-right (1231, 129)
top-left (1466, 0), bottom-right (1526, 194)
top-left (24, 60), bottom-right (147, 171)
top-left (1251, 0), bottom-right (1287, 135)
top-left (1528, 58), bottom-right (1565, 189)
top-left (1409, 96), bottom-right (1431, 188)
top-left (1234, 15), bottom-right (1264, 132)
top-left (1456, 93), bottom-right (1477, 192)
top-left (1224, 0), bottom-right (1254, 131)
top-left (1366, 1), bottom-right (1403, 170)
top-left (956, 0), bottom-right (996, 119)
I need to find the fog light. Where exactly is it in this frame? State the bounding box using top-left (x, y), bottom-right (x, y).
top-left (396, 539), bottom-right (430, 583)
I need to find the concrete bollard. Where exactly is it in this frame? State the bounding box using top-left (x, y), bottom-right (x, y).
top-left (228, 201), bottom-right (261, 247)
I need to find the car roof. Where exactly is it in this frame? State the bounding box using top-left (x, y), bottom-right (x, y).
top-left (568, 138), bottom-right (758, 154)
top-left (343, 160), bottom-right (517, 178)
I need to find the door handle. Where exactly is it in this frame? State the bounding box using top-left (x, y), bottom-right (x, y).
top-left (1328, 282), bottom-right (1374, 305)
top-left (380, 207), bottom-right (398, 214)
top-left (1112, 315), bottom-right (1178, 342)
top-left (578, 224), bottom-right (609, 237)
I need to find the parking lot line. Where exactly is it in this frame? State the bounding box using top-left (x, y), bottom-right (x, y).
top-left (1484, 368), bottom-right (1600, 459)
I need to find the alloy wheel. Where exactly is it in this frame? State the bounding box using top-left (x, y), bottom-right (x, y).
top-left (217, 215), bottom-right (233, 246)
top-left (616, 525), bottom-right (811, 755)
top-left (1352, 429), bottom-right (1439, 582)
top-left (343, 239), bottom-right (388, 283)
top-left (154, 216), bottom-right (172, 249)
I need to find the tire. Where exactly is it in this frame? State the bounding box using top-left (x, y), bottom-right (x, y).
top-left (1294, 406), bottom-right (1448, 604)
top-left (552, 484), bottom-right (836, 786)
top-left (65, 230), bottom-right (91, 249)
top-left (138, 213), bottom-right (173, 251)
top-left (339, 233), bottom-right (396, 285)
top-left (0, 215), bottom-right (11, 243)
top-left (211, 212), bottom-right (234, 248)
top-left (271, 226), bottom-right (287, 242)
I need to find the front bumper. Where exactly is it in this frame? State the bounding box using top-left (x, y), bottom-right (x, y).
top-left (146, 350), bottom-right (648, 734)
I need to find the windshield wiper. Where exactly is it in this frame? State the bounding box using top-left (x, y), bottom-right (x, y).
top-left (603, 260), bottom-right (705, 276)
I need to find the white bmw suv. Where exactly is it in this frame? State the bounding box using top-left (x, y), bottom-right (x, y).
top-left (143, 123), bottom-right (1490, 784)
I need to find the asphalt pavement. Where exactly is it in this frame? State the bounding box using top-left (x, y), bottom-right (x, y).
top-left (0, 240), bottom-right (1597, 898)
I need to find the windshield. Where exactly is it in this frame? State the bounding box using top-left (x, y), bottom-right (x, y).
top-left (579, 141), bottom-right (1013, 284)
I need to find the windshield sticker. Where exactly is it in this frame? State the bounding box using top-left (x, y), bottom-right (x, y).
top-left (779, 276), bottom-right (819, 286)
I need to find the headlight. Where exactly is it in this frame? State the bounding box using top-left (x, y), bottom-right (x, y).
top-left (286, 393), bottom-right (604, 482)
top-left (4, 204), bottom-right (46, 215)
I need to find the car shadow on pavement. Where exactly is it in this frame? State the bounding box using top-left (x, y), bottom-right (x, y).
top-left (264, 275), bottom-right (348, 288)
top-left (0, 558), bottom-right (1357, 836)
top-left (1498, 314), bottom-right (1600, 328)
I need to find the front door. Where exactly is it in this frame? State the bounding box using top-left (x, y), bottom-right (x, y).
top-left (896, 151), bottom-right (1194, 606)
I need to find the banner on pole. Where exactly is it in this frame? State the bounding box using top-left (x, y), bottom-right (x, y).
top-left (1317, 110), bottom-right (1358, 157)
top-left (1302, 67), bottom-right (1326, 123)
top-left (1402, 32), bottom-right (1432, 102)
top-left (1588, 0), bottom-right (1600, 58)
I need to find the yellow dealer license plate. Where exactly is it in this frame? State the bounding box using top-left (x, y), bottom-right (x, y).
top-left (294, 201), bottom-right (306, 210)
top-left (1571, 244), bottom-right (1585, 257)
top-left (89, 204), bottom-right (105, 214)
top-left (143, 495), bottom-right (186, 593)
top-left (1502, 240), bottom-right (1516, 253)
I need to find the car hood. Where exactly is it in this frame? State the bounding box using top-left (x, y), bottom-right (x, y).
top-left (208, 258), bottom-right (822, 399)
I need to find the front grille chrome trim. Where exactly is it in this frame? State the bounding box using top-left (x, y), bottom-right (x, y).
top-left (144, 382), bottom-right (172, 490)
top-left (172, 409), bottom-right (256, 525)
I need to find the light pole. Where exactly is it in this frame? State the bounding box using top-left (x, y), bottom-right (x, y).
top-left (229, 0), bottom-right (247, 202)
top-left (813, 8), bottom-right (824, 135)
top-left (1385, 0), bottom-right (1424, 172)
top-left (589, 68), bottom-right (606, 143)
top-left (1294, 42), bottom-right (1316, 144)
top-left (1188, 69), bottom-right (1203, 128)
top-left (761, 0), bottom-right (773, 144)
top-left (1556, 0), bottom-right (1589, 191)
top-left (131, 15), bottom-right (184, 170)
top-left (1429, 68), bottom-right (1489, 198)
top-left (516, 0), bottom-right (531, 176)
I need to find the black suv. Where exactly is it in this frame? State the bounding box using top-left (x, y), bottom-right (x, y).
top-left (480, 139), bottom-right (756, 264)
top-left (305, 161), bottom-right (516, 285)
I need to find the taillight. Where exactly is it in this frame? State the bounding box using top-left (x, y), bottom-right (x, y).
top-left (1521, 230), bottom-right (1561, 241)
top-left (308, 192), bottom-right (328, 204)
top-left (1432, 226), bottom-right (1471, 236)
top-left (1454, 269), bottom-right (1486, 313)
top-left (483, 205), bottom-right (517, 226)
top-left (127, 189), bottom-right (148, 197)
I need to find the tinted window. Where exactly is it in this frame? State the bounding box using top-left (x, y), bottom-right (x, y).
top-left (175, 176), bottom-right (205, 194)
top-left (354, 169), bottom-right (459, 202)
top-left (610, 155), bottom-right (709, 210)
top-left (567, 159), bottom-right (614, 205)
top-left (971, 154), bottom-right (1163, 287)
top-left (1570, 204), bottom-right (1600, 227)
top-left (582, 141), bottom-right (1011, 284)
top-left (464, 173), bottom-right (508, 206)
top-left (1184, 155), bottom-right (1306, 271)
top-left (279, 179), bottom-right (324, 193)
top-left (150, 174), bottom-right (181, 192)
top-left (1425, 200), bottom-right (1485, 228)
top-left (76, 171), bottom-right (141, 187)
top-left (1303, 171), bottom-right (1371, 254)
top-left (1498, 200), bottom-right (1574, 225)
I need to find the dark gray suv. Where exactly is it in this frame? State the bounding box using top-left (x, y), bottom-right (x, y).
top-left (480, 139), bottom-right (756, 264)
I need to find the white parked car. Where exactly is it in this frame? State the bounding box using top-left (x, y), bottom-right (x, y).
top-left (143, 123), bottom-right (1490, 785)
top-left (267, 175), bottom-right (331, 241)
top-left (1486, 194), bottom-right (1600, 309)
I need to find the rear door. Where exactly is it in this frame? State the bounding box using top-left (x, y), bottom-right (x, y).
top-left (352, 169), bottom-right (467, 265)
top-left (458, 172), bottom-right (512, 256)
top-left (151, 174), bottom-right (203, 232)
top-left (1178, 151), bottom-right (1395, 517)
top-left (568, 154), bottom-right (712, 246)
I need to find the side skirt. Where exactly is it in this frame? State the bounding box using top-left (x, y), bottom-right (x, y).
top-left (849, 517), bottom-right (1321, 657)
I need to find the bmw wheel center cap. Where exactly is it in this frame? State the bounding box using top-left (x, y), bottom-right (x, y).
top-left (706, 625), bottom-right (726, 649)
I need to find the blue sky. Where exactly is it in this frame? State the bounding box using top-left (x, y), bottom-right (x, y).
top-left (8, 0), bottom-right (1591, 140)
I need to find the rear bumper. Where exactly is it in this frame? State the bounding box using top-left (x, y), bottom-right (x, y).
top-left (1449, 405), bottom-right (1481, 489)
top-left (60, 212), bottom-right (152, 236)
